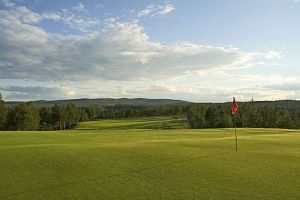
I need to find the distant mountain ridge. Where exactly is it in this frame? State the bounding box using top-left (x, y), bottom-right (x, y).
top-left (6, 98), bottom-right (191, 107)
top-left (6, 98), bottom-right (300, 109)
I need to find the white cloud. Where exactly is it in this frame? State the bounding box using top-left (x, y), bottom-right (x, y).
top-left (1, 0), bottom-right (15, 8)
top-left (137, 3), bottom-right (175, 17)
top-left (95, 3), bottom-right (104, 9)
top-left (0, 5), bottom-right (97, 32)
top-left (0, 8), bottom-right (49, 69)
top-left (159, 4), bottom-right (175, 15)
top-left (127, 80), bottom-right (300, 102)
top-left (263, 50), bottom-right (283, 59)
top-left (0, 85), bottom-right (76, 100)
top-left (58, 8), bottom-right (100, 32)
top-left (42, 12), bottom-right (61, 21)
top-left (2, 6), bottom-right (42, 24)
top-left (0, 7), bottom-right (280, 84)
top-left (0, 5), bottom-right (294, 101)
top-left (72, 2), bottom-right (87, 13)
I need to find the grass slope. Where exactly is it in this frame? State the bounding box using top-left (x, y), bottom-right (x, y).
top-left (0, 117), bottom-right (299, 200)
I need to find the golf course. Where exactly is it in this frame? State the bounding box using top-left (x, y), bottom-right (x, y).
top-left (0, 117), bottom-right (299, 200)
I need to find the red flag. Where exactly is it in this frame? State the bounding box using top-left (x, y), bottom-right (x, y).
top-left (231, 97), bottom-right (238, 115)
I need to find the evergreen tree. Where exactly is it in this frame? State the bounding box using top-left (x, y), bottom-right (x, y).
top-left (261, 106), bottom-right (280, 128)
top-left (218, 109), bottom-right (233, 128)
top-left (6, 102), bottom-right (40, 131)
top-left (277, 110), bottom-right (293, 129)
top-left (187, 105), bottom-right (206, 128)
top-left (39, 107), bottom-right (52, 130)
top-left (0, 93), bottom-right (5, 130)
top-left (205, 106), bottom-right (220, 128)
top-left (66, 103), bottom-right (80, 128)
top-left (250, 103), bottom-right (262, 128)
top-left (51, 105), bottom-right (65, 130)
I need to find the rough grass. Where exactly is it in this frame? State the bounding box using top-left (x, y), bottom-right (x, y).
top-left (0, 117), bottom-right (299, 200)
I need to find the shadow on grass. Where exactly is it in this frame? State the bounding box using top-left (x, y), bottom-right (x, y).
top-left (1, 150), bottom-right (235, 198)
top-left (77, 118), bottom-right (188, 130)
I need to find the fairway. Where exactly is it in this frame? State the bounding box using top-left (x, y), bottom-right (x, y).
top-left (0, 117), bottom-right (299, 200)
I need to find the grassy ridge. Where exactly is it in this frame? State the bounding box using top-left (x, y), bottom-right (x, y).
top-left (0, 117), bottom-right (299, 199)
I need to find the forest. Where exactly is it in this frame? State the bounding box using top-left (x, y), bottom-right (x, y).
top-left (187, 100), bottom-right (300, 129)
top-left (0, 93), bottom-right (299, 131)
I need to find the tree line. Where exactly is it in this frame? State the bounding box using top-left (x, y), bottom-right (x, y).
top-left (1, 104), bottom-right (81, 131)
top-left (0, 93), bottom-right (187, 131)
top-left (80, 105), bottom-right (187, 120)
top-left (1, 93), bottom-right (299, 131)
top-left (187, 100), bottom-right (300, 129)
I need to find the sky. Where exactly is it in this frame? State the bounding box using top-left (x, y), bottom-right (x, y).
top-left (0, 0), bottom-right (299, 102)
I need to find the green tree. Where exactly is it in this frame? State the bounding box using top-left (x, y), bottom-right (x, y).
top-left (243, 99), bottom-right (263, 128)
top-left (6, 102), bottom-right (40, 131)
top-left (252, 99), bottom-right (262, 127)
top-left (261, 106), bottom-right (280, 128)
top-left (0, 93), bottom-right (5, 130)
top-left (277, 110), bottom-right (293, 129)
top-left (65, 103), bottom-right (80, 128)
top-left (39, 107), bottom-right (52, 130)
top-left (218, 109), bottom-right (233, 128)
top-left (187, 104), bottom-right (206, 128)
top-left (51, 105), bottom-right (66, 130)
top-left (205, 106), bottom-right (220, 128)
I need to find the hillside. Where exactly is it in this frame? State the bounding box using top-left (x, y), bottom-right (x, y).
top-left (6, 98), bottom-right (190, 107)
top-left (6, 98), bottom-right (300, 109)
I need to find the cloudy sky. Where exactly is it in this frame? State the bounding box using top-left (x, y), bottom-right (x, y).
top-left (0, 0), bottom-right (299, 102)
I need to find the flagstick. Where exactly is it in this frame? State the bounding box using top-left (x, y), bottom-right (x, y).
top-left (234, 114), bottom-right (238, 151)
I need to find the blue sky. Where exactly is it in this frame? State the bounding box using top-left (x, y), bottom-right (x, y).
top-left (0, 0), bottom-right (299, 102)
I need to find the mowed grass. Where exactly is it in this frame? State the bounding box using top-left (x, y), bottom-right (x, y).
top-left (0, 117), bottom-right (299, 200)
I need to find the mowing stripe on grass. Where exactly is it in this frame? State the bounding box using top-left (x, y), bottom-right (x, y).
top-left (0, 150), bottom-right (235, 198)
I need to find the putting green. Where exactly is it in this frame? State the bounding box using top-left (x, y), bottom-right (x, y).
top-left (0, 117), bottom-right (299, 199)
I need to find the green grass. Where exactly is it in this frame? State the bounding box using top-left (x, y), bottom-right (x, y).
top-left (0, 117), bottom-right (299, 200)
top-left (77, 117), bottom-right (188, 130)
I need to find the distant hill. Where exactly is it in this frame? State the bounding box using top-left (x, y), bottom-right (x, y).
top-left (6, 98), bottom-right (300, 109)
top-left (6, 98), bottom-right (190, 107)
